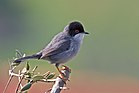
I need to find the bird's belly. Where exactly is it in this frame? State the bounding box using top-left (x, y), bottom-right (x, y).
top-left (47, 42), bottom-right (80, 64)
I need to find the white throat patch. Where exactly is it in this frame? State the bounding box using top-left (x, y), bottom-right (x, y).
top-left (73, 33), bottom-right (85, 44)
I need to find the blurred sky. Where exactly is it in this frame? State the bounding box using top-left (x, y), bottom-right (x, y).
top-left (0, 0), bottom-right (139, 92)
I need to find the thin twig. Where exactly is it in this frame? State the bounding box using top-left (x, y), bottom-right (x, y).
top-left (2, 61), bottom-right (15, 93)
top-left (15, 75), bottom-right (24, 93)
top-left (18, 70), bottom-right (23, 89)
top-left (2, 75), bottom-right (13, 93)
top-left (9, 70), bottom-right (22, 77)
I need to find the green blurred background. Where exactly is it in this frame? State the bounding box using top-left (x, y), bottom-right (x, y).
top-left (0, 0), bottom-right (139, 93)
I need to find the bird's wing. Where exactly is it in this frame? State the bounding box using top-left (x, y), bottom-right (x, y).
top-left (40, 31), bottom-right (71, 58)
top-left (41, 39), bottom-right (71, 58)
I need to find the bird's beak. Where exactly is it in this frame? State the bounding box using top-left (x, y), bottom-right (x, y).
top-left (83, 31), bottom-right (89, 34)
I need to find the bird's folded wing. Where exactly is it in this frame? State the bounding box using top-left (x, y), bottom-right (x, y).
top-left (41, 40), bottom-right (71, 58)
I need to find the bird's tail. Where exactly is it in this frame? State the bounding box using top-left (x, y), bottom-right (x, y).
top-left (13, 53), bottom-right (42, 63)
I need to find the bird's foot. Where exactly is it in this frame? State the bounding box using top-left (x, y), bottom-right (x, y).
top-left (58, 65), bottom-right (71, 82)
top-left (55, 65), bottom-right (71, 83)
top-left (61, 65), bottom-right (71, 73)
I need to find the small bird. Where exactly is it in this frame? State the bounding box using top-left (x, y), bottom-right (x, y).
top-left (14, 21), bottom-right (89, 78)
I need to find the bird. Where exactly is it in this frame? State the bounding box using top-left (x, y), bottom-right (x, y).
top-left (13, 21), bottom-right (89, 78)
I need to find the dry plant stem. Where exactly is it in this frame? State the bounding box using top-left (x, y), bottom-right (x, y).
top-left (18, 71), bottom-right (23, 89)
top-left (15, 75), bottom-right (24, 93)
top-left (37, 79), bottom-right (55, 83)
top-left (2, 75), bottom-right (13, 93)
top-left (2, 65), bottom-right (16, 93)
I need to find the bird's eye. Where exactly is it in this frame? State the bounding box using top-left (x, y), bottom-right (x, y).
top-left (75, 30), bottom-right (79, 33)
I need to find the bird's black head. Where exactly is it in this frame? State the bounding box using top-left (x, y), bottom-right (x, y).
top-left (68, 21), bottom-right (89, 37)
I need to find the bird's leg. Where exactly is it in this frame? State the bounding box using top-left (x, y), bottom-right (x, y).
top-left (55, 64), bottom-right (66, 81)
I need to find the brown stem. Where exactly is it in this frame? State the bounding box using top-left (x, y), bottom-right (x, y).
top-left (2, 75), bottom-right (14, 93)
top-left (15, 75), bottom-right (24, 93)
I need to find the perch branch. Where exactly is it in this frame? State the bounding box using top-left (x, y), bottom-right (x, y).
top-left (47, 65), bottom-right (71, 93)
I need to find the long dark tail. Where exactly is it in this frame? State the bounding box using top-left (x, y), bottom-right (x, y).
top-left (14, 53), bottom-right (42, 63)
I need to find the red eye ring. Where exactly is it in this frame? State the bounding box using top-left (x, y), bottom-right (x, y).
top-left (75, 30), bottom-right (79, 33)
